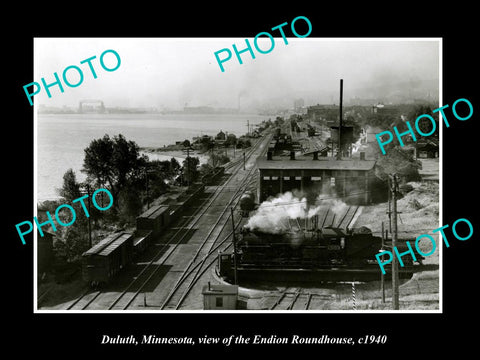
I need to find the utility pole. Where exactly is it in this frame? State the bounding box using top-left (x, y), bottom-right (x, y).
top-left (230, 207), bottom-right (238, 285)
top-left (387, 177), bottom-right (392, 234)
top-left (243, 151), bottom-right (246, 170)
top-left (182, 142), bottom-right (193, 186)
top-left (145, 168), bottom-right (150, 209)
top-left (381, 221), bottom-right (385, 303)
top-left (86, 184), bottom-right (92, 248)
top-left (337, 79), bottom-right (343, 160)
top-left (186, 147), bottom-right (190, 187)
top-left (390, 173), bottom-right (400, 310)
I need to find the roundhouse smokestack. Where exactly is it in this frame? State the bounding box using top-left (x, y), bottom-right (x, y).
top-left (337, 79), bottom-right (343, 160)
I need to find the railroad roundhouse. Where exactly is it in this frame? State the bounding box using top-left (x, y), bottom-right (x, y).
top-left (257, 154), bottom-right (376, 205)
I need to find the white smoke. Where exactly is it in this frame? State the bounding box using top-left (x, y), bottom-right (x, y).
top-left (244, 191), bottom-right (348, 234)
top-left (244, 192), bottom-right (307, 234)
top-left (352, 125), bottom-right (369, 155)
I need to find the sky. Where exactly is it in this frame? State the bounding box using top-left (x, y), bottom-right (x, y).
top-left (33, 38), bottom-right (440, 110)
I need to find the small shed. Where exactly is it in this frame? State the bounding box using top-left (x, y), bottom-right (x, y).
top-left (416, 140), bottom-right (439, 159)
top-left (202, 283), bottom-right (238, 310)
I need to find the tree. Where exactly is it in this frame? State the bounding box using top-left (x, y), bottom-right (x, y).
top-left (375, 147), bottom-right (421, 183)
top-left (224, 133), bottom-right (237, 147)
top-left (58, 168), bottom-right (82, 202)
top-left (199, 136), bottom-right (215, 151)
top-left (82, 134), bottom-right (148, 209)
top-left (236, 138), bottom-right (251, 149)
top-left (210, 152), bottom-right (230, 167)
top-left (408, 105), bottom-right (437, 137)
top-left (181, 156), bottom-right (200, 185)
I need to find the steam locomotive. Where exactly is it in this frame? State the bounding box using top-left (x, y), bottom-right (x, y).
top-left (217, 225), bottom-right (420, 282)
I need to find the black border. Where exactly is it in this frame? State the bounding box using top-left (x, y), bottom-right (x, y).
top-left (6, 4), bottom-right (478, 355)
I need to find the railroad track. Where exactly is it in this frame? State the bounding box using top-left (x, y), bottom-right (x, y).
top-left (269, 289), bottom-right (311, 310)
top-left (159, 185), bottom-right (251, 310)
top-left (158, 138), bottom-right (268, 310)
top-left (68, 135), bottom-right (269, 311)
top-left (269, 290), bottom-right (336, 310)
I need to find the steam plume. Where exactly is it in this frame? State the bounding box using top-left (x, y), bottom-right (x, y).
top-left (244, 191), bottom-right (348, 234)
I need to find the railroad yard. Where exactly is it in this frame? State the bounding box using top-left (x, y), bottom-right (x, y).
top-left (38, 131), bottom-right (439, 311)
top-left (37, 82), bottom-right (440, 312)
top-left (39, 133), bottom-right (271, 310)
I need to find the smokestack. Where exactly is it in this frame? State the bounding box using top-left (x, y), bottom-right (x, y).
top-left (313, 151), bottom-right (318, 160)
top-left (337, 79), bottom-right (343, 160)
top-left (290, 150), bottom-right (295, 160)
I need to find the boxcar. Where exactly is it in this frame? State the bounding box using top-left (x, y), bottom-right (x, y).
top-left (136, 205), bottom-right (170, 235)
top-left (82, 232), bottom-right (134, 286)
top-left (133, 229), bottom-right (153, 255)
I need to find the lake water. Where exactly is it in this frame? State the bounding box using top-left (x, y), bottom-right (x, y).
top-left (37, 113), bottom-right (270, 201)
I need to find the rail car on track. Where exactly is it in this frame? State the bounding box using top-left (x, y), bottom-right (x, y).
top-left (217, 225), bottom-right (422, 283)
top-left (136, 205), bottom-right (171, 236)
top-left (82, 232), bottom-right (134, 286)
top-left (81, 183), bottom-right (206, 287)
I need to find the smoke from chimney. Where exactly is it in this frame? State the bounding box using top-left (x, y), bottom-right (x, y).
top-left (244, 191), bottom-right (348, 234)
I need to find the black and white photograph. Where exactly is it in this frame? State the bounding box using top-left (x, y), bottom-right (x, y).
top-left (32, 37), bottom-right (442, 312)
top-left (6, 6), bottom-right (478, 355)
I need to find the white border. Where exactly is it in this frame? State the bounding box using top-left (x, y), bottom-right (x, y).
top-left (34, 37), bottom-right (442, 314)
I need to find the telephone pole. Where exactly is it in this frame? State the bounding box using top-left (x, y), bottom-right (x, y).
top-left (86, 184), bottom-right (92, 248)
top-left (337, 79), bottom-right (343, 160)
top-left (381, 221), bottom-right (386, 303)
top-left (390, 173), bottom-right (400, 310)
top-left (230, 207), bottom-right (238, 285)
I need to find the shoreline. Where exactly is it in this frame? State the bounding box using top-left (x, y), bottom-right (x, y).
top-left (140, 147), bottom-right (209, 165)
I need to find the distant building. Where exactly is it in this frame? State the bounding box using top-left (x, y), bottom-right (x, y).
top-left (215, 130), bottom-right (226, 141)
top-left (416, 139), bottom-right (439, 159)
top-left (79, 100), bottom-right (105, 113)
top-left (371, 104), bottom-right (402, 119)
top-left (294, 98), bottom-right (305, 112)
top-left (183, 106), bottom-right (214, 114)
top-left (306, 104), bottom-right (339, 124)
top-left (257, 154), bottom-right (376, 204)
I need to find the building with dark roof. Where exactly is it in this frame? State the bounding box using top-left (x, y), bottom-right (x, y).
top-left (257, 153), bottom-right (376, 204)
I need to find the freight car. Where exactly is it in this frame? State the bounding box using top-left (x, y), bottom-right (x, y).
top-left (132, 229), bottom-right (153, 256)
top-left (82, 232), bottom-right (134, 286)
top-left (201, 166), bottom-right (224, 185)
top-left (81, 183), bottom-right (205, 286)
top-left (218, 225), bottom-right (421, 282)
top-left (136, 205), bottom-right (170, 236)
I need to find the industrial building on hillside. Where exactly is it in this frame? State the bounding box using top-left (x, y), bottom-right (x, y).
top-left (257, 152), bottom-right (376, 205)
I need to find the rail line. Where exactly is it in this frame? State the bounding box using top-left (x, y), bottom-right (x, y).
top-left (159, 179), bottom-right (253, 310)
top-left (67, 135), bottom-right (269, 311)
top-left (269, 290), bottom-right (335, 310)
top-left (109, 137), bottom-right (266, 310)
top-left (158, 137), bottom-right (270, 310)
top-left (158, 140), bottom-right (266, 309)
